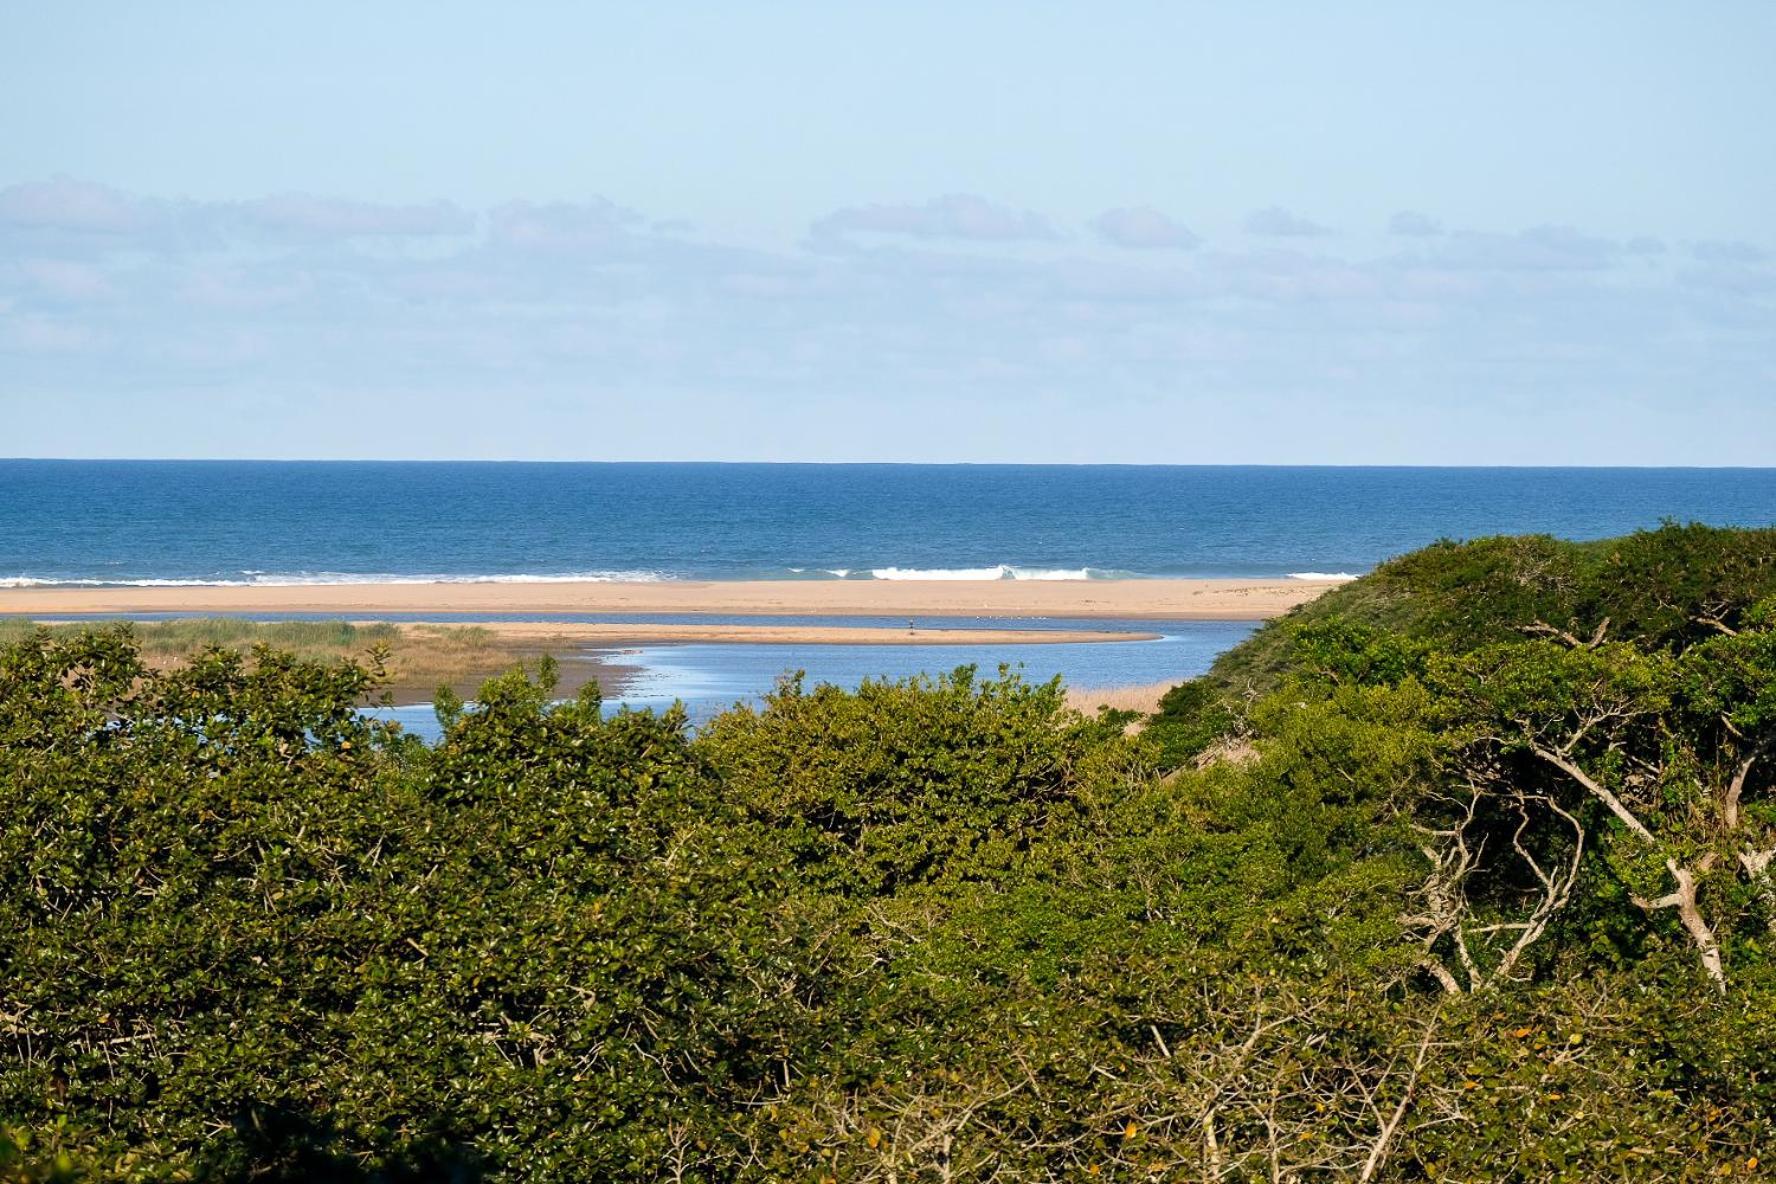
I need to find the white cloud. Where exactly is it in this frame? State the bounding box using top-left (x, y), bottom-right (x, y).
top-left (810, 194), bottom-right (1056, 244)
top-left (3, 313), bottom-right (104, 352)
top-left (487, 198), bottom-right (646, 250)
top-left (1092, 206), bottom-right (1199, 250)
top-left (1388, 210), bottom-right (1442, 237)
top-left (1245, 206), bottom-right (1332, 237)
top-left (18, 259), bottom-right (116, 301)
top-left (0, 177), bottom-right (151, 234)
top-left (232, 194), bottom-right (474, 238)
top-left (1690, 239), bottom-right (1769, 264)
top-left (0, 178), bottom-right (479, 251)
top-left (1419, 225), bottom-right (1628, 272)
top-left (1, 177), bottom-right (1771, 464)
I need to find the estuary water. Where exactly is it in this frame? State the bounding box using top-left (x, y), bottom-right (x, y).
top-left (363, 616), bottom-right (1258, 741)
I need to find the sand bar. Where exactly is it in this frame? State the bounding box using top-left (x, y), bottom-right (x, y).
top-left (0, 578), bottom-right (1336, 620)
top-left (382, 621), bottom-right (1158, 646)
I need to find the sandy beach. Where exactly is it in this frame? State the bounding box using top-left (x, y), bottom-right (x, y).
top-left (0, 577), bottom-right (1336, 620)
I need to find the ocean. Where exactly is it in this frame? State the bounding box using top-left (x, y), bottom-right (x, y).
top-left (4, 461), bottom-right (1773, 587)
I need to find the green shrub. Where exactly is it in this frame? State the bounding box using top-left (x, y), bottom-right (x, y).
top-left (697, 666), bottom-right (1145, 897)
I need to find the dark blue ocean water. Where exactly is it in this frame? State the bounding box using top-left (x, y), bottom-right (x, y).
top-left (3, 461), bottom-right (1773, 586)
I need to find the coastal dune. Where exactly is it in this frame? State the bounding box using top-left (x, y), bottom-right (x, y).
top-left (0, 577), bottom-right (1338, 620)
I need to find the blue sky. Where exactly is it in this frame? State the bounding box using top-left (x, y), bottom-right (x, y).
top-left (2, 1), bottom-right (1772, 462)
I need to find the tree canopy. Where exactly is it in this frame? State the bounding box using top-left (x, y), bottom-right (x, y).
top-left (4, 523), bottom-right (1775, 1181)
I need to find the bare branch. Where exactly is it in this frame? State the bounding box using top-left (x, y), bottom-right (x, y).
top-left (1357, 1013), bottom-right (1438, 1183)
top-left (1517, 617), bottom-right (1610, 649)
top-left (1518, 622), bottom-right (1586, 648)
top-left (1724, 736), bottom-right (1771, 831)
top-left (1419, 957), bottom-right (1462, 995)
top-left (1488, 794), bottom-right (1585, 987)
top-left (1741, 848), bottom-right (1776, 933)
top-left (1532, 745), bottom-right (1655, 842)
top-left (1632, 859), bottom-right (1726, 994)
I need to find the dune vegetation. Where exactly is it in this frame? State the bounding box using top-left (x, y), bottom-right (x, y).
top-left (0, 619), bottom-right (584, 705)
top-left (3, 523), bottom-right (1774, 1181)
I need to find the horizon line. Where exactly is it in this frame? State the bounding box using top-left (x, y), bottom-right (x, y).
top-left (3, 457), bottom-right (1776, 472)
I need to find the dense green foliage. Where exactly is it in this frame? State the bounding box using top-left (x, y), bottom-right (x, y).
top-left (4, 523), bottom-right (1775, 1180)
top-left (1151, 521), bottom-right (1776, 762)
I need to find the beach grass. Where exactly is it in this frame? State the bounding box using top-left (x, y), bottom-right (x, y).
top-left (0, 617), bottom-right (405, 659)
top-left (1063, 680), bottom-right (1173, 719)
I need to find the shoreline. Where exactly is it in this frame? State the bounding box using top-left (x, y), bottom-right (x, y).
top-left (0, 577), bottom-right (1337, 620)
